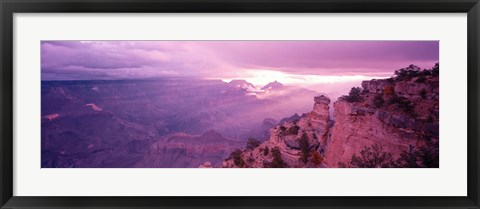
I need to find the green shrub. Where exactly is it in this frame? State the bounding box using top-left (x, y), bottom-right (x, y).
top-left (372, 94), bottom-right (384, 108)
top-left (396, 144), bottom-right (420, 168)
top-left (246, 138), bottom-right (261, 150)
top-left (299, 133), bottom-right (310, 163)
top-left (396, 143), bottom-right (439, 168)
top-left (230, 149), bottom-right (246, 167)
top-left (287, 125), bottom-right (300, 135)
top-left (247, 153), bottom-right (255, 164)
top-left (432, 62), bottom-right (439, 75)
top-left (345, 87), bottom-right (363, 103)
top-left (268, 147), bottom-right (287, 168)
top-left (394, 64), bottom-right (422, 80)
top-left (341, 142), bottom-right (438, 168)
top-left (418, 142), bottom-right (439, 168)
top-left (387, 95), bottom-right (415, 115)
top-left (349, 144), bottom-right (395, 168)
top-left (263, 146), bottom-right (269, 156)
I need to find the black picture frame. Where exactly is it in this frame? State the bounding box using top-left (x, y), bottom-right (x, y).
top-left (1, 0), bottom-right (479, 208)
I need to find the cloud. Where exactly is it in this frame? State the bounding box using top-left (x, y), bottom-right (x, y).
top-left (41, 41), bottom-right (439, 81)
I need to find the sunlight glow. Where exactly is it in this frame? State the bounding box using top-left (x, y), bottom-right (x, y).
top-left (221, 69), bottom-right (388, 87)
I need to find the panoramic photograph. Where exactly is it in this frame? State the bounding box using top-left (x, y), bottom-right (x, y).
top-left (41, 41), bottom-right (439, 168)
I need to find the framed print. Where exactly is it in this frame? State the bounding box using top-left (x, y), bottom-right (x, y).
top-left (1, 0), bottom-right (479, 208)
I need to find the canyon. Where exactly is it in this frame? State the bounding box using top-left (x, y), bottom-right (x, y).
top-left (223, 64), bottom-right (439, 168)
top-left (41, 78), bottom-right (319, 167)
top-left (41, 64), bottom-right (439, 168)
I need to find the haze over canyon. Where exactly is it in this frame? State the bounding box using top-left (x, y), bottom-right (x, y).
top-left (41, 41), bottom-right (439, 168)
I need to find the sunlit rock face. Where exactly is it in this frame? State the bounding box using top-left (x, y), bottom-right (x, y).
top-left (324, 75), bottom-right (439, 167)
top-left (307, 95), bottom-right (331, 137)
top-left (324, 99), bottom-right (420, 167)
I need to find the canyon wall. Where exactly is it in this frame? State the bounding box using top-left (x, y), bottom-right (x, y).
top-left (325, 75), bottom-right (439, 167)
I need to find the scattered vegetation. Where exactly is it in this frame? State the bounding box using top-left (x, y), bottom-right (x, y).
top-left (230, 149), bottom-right (246, 168)
top-left (415, 76), bottom-right (427, 83)
top-left (263, 146), bottom-right (269, 156)
top-left (394, 64), bottom-right (423, 80)
top-left (432, 62), bottom-right (439, 76)
top-left (349, 144), bottom-right (395, 168)
top-left (311, 151), bottom-right (323, 166)
top-left (345, 87), bottom-right (363, 103)
top-left (418, 142), bottom-right (439, 168)
top-left (264, 147), bottom-right (287, 168)
top-left (394, 63), bottom-right (439, 81)
top-left (246, 153), bottom-right (255, 164)
top-left (299, 133), bottom-right (310, 163)
top-left (287, 125), bottom-right (300, 135)
top-left (396, 145), bottom-right (420, 168)
top-left (372, 94), bottom-right (385, 108)
top-left (387, 95), bottom-right (416, 115)
top-left (278, 125), bottom-right (287, 137)
top-left (246, 138), bottom-right (261, 150)
top-left (395, 142), bottom-right (439, 168)
top-left (339, 142), bottom-right (439, 168)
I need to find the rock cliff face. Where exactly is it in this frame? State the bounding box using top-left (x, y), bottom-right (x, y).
top-left (324, 75), bottom-right (439, 167)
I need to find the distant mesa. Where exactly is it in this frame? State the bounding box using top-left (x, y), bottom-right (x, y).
top-left (228, 79), bottom-right (255, 88)
top-left (228, 79), bottom-right (258, 92)
top-left (261, 80), bottom-right (284, 91)
top-left (84, 103), bottom-right (103, 111)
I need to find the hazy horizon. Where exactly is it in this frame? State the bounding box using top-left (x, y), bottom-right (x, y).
top-left (41, 41), bottom-right (439, 86)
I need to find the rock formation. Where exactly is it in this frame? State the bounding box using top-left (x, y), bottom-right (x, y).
top-left (224, 64), bottom-right (439, 168)
top-left (223, 95), bottom-right (331, 168)
top-left (324, 73), bottom-right (439, 167)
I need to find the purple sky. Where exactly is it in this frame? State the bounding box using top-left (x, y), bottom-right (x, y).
top-left (41, 41), bottom-right (439, 86)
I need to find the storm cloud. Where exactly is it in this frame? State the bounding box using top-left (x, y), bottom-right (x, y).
top-left (41, 41), bottom-right (439, 82)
